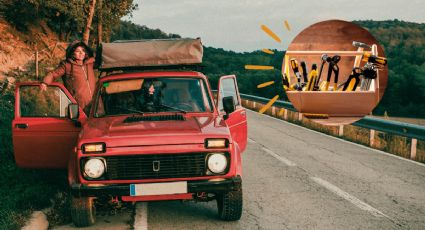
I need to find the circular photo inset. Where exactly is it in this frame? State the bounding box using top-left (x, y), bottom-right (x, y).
top-left (282, 19), bottom-right (388, 126)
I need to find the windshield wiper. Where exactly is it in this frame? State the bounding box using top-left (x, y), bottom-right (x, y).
top-left (115, 106), bottom-right (144, 115)
top-left (160, 104), bottom-right (187, 113)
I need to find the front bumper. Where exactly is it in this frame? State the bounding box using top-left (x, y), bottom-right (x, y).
top-left (70, 176), bottom-right (242, 198)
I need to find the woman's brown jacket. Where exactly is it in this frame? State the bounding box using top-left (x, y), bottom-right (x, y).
top-left (43, 57), bottom-right (96, 114)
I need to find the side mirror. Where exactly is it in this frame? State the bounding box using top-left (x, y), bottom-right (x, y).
top-left (222, 96), bottom-right (235, 119)
top-left (68, 104), bottom-right (79, 121)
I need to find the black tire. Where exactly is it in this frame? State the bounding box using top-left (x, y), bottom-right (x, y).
top-left (217, 189), bottom-right (243, 221)
top-left (70, 196), bottom-right (96, 227)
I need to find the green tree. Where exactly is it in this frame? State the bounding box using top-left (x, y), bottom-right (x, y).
top-left (0, 0), bottom-right (137, 43)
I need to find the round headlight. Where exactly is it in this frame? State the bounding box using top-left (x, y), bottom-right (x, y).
top-left (84, 158), bottom-right (106, 179)
top-left (207, 154), bottom-right (227, 174)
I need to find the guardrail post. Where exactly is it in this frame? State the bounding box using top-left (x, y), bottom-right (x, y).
top-left (278, 108), bottom-right (284, 118)
top-left (284, 109), bottom-right (288, 120)
top-left (298, 113), bottom-right (303, 121)
top-left (339, 125), bottom-right (344, 137)
top-left (370, 129), bottom-right (375, 147)
top-left (410, 138), bottom-right (417, 160)
top-left (252, 101), bottom-right (256, 110)
top-left (272, 107), bottom-right (276, 116)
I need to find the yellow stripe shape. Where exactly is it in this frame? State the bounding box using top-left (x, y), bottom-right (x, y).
top-left (259, 95), bottom-right (279, 114)
top-left (262, 49), bottom-right (274, 55)
top-left (261, 25), bottom-right (282, 43)
top-left (257, 81), bottom-right (275, 88)
top-left (245, 65), bottom-right (274, 70)
top-left (284, 20), bottom-right (291, 31)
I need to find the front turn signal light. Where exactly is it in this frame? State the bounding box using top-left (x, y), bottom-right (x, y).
top-left (82, 143), bottom-right (106, 153)
top-left (205, 139), bottom-right (228, 148)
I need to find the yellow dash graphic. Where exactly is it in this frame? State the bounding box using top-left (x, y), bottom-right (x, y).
top-left (262, 49), bottom-right (274, 55)
top-left (257, 81), bottom-right (275, 88)
top-left (261, 25), bottom-right (281, 43)
top-left (259, 95), bottom-right (279, 114)
top-left (278, 108), bottom-right (285, 116)
top-left (284, 20), bottom-right (291, 31)
top-left (245, 65), bottom-right (274, 70)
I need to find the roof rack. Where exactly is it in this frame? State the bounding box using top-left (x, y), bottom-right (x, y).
top-left (99, 64), bottom-right (205, 77)
top-left (96, 38), bottom-right (203, 72)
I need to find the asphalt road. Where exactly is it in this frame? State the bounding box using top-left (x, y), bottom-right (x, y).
top-left (55, 109), bottom-right (425, 229)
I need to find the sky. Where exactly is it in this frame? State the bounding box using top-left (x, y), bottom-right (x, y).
top-left (126, 0), bottom-right (425, 52)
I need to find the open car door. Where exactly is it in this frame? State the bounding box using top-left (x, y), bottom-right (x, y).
top-left (217, 75), bottom-right (247, 153)
top-left (12, 83), bottom-right (83, 169)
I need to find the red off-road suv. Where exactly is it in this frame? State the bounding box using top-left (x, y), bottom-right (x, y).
top-left (12, 68), bottom-right (247, 226)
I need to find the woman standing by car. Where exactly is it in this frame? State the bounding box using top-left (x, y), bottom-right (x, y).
top-left (40, 41), bottom-right (96, 114)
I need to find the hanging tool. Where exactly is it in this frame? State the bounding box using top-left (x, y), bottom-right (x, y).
top-left (305, 64), bottom-right (318, 91)
top-left (352, 41), bottom-right (372, 91)
top-left (313, 54), bottom-right (329, 91)
top-left (352, 41), bottom-right (371, 49)
top-left (352, 41), bottom-right (365, 70)
top-left (360, 62), bottom-right (380, 90)
top-left (320, 55), bottom-right (340, 91)
top-left (362, 52), bottom-right (387, 67)
top-left (280, 71), bottom-right (295, 91)
top-left (282, 73), bottom-right (290, 89)
top-left (277, 71), bottom-right (294, 93)
top-left (300, 61), bottom-right (309, 83)
top-left (341, 67), bottom-right (362, 91)
top-left (339, 41), bottom-right (365, 91)
top-left (359, 52), bottom-right (387, 90)
top-left (352, 41), bottom-right (387, 91)
top-left (290, 58), bottom-right (304, 91)
top-left (339, 51), bottom-right (385, 91)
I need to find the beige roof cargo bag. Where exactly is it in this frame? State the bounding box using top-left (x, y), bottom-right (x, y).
top-left (98, 38), bottom-right (203, 70)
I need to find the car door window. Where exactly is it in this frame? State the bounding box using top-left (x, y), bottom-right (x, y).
top-left (218, 78), bottom-right (240, 111)
top-left (20, 85), bottom-right (71, 117)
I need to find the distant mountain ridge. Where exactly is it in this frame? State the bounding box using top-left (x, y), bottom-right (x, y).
top-left (111, 20), bottom-right (182, 40)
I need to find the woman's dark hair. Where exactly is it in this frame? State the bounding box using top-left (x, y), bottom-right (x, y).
top-left (65, 41), bottom-right (94, 60)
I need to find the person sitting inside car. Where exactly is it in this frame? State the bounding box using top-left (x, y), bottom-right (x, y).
top-left (169, 88), bottom-right (200, 112)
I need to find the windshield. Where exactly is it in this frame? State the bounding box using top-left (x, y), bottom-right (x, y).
top-left (94, 77), bottom-right (213, 117)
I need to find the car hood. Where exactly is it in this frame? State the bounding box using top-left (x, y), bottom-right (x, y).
top-left (79, 114), bottom-right (230, 147)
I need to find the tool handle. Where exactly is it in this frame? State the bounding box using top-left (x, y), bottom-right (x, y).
top-left (332, 55), bottom-right (341, 63)
top-left (290, 58), bottom-right (299, 71)
top-left (333, 63), bottom-right (339, 83)
top-left (326, 62), bottom-right (333, 81)
top-left (300, 61), bottom-right (308, 82)
top-left (290, 58), bottom-right (302, 83)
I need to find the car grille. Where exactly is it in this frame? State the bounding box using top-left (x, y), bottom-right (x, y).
top-left (104, 153), bottom-right (207, 180)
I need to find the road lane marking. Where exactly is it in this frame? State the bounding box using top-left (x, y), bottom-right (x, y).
top-left (311, 177), bottom-right (390, 219)
top-left (134, 202), bottom-right (148, 230)
top-left (248, 110), bottom-right (425, 168)
top-left (248, 138), bottom-right (257, 143)
top-left (262, 147), bottom-right (297, 166)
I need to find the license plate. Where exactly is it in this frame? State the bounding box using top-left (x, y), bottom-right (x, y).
top-left (130, 181), bottom-right (188, 196)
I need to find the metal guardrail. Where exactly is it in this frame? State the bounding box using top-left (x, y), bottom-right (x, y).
top-left (240, 93), bottom-right (296, 111)
top-left (237, 93), bottom-right (425, 141)
top-left (353, 117), bottom-right (425, 140)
